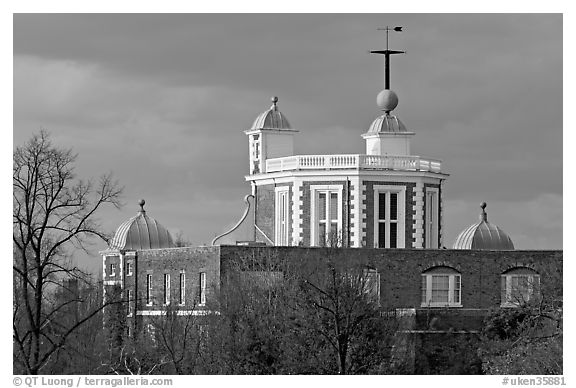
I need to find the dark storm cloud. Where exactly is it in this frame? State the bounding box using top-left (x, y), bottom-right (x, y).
top-left (13, 13), bottom-right (562, 261)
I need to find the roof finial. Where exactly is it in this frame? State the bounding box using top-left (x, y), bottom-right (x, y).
top-left (138, 199), bottom-right (146, 214)
top-left (480, 202), bottom-right (487, 222)
top-left (372, 26), bottom-right (405, 90)
top-left (271, 96), bottom-right (279, 111)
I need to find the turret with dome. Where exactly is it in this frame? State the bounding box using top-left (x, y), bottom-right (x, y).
top-left (228, 27), bottom-right (449, 249)
top-left (453, 202), bottom-right (515, 250)
top-left (108, 199), bottom-right (174, 251)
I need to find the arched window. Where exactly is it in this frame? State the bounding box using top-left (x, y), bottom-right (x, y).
top-left (421, 266), bottom-right (461, 307)
top-left (501, 267), bottom-right (540, 307)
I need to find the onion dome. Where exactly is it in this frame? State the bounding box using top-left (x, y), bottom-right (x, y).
top-left (453, 202), bottom-right (515, 250)
top-left (250, 96), bottom-right (292, 130)
top-left (109, 199), bottom-right (174, 251)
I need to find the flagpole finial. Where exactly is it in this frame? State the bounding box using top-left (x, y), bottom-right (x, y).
top-left (371, 26), bottom-right (405, 90)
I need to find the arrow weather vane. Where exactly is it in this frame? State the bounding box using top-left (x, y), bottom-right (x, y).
top-left (371, 26), bottom-right (405, 90)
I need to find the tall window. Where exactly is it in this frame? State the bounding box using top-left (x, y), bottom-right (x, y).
top-left (146, 274), bottom-right (153, 305)
top-left (199, 272), bottom-right (207, 306)
top-left (179, 272), bottom-right (186, 305)
top-left (163, 274), bottom-right (171, 305)
top-left (311, 185), bottom-right (342, 246)
top-left (501, 268), bottom-right (540, 307)
top-left (109, 263), bottom-right (116, 277)
top-left (275, 187), bottom-right (290, 246)
top-left (126, 261), bottom-right (133, 276)
top-left (421, 266), bottom-right (461, 307)
top-left (126, 289), bottom-right (133, 317)
top-left (374, 186), bottom-right (405, 248)
top-left (425, 188), bottom-right (439, 248)
top-left (251, 134), bottom-right (260, 174)
top-left (363, 268), bottom-right (381, 306)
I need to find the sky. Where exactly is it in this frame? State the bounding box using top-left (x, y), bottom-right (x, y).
top-left (12, 13), bottom-right (563, 273)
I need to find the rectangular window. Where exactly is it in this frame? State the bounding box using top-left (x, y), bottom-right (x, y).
top-left (146, 274), bottom-right (153, 305)
top-left (179, 272), bottom-right (186, 305)
top-left (126, 289), bottom-right (133, 317)
top-left (199, 272), bottom-right (207, 306)
top-left (311, 185), bottom-right (342, 246)
top-left (163, 274), bottom-right (171, 305)
top-left (126, 261), bottom-right (133, 276)
top-left (374, 186), bottom-right (405, 248)
top-left (110, 263), bottom-right (116, 277)
top-left (431, 275), bottom-right (450, 303)
top-left (363, 269), bottom-right (381, 306)
top-left (501, 274), bottom-right (540, 307)
top-left (425, 188), bottom-right (439, 248)
top-left (422, 273), bottom-right (461, 307)
top-left (275, 187), bottom-right (290, 246)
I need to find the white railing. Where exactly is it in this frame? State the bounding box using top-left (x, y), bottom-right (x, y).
top-left (265, 154), bottom-right (442, 173)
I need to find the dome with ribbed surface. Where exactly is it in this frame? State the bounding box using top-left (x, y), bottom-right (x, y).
top-left (366, 114), bottom-right (409, 134)
top-left (453, 203), bottom-right (514, 250)
top-left (109, 200), bottom-right (174, 251)
top-left (251, 96), bottom-right (292, 130)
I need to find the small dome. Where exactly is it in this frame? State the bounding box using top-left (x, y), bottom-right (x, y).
top-left (109, 199), bottom-right (174, 251)
top-left (366, 114), bottom-right (409, 134)
top-left (250, 96), bottom-right (292, 130)
top-left (377, 89), bottom-right (399, 112)
top-left (453, 202), bottom-right (514, 250)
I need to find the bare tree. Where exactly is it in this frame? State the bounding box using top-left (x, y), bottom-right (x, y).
top-left (13, 131), bottom-right (123, 374)
top-left (297, 256), bottom-right (395, 374)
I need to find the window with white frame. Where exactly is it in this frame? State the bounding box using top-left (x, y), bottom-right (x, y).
top-left (311, 185), bottom-right (342, 246)
top-left (163, 274), bottom-right (171, 305)
top-left (501, 268), bottom-right (540, 307)
top-left (126, 289), bottom-right (133, 317)
top-left (363, 268), bottom-right (381, 305)
top-left (109, 263), bottom-right (116, 277)
top-left (199, 272), bottom-right (207, 306)
top-left (374, 185), bottom-right (405, 248)
top-left (179, 272), bottom-right (186, 305)
top-left (146, 274), bottom-right (153, 305)
top-left (425, 187), bottom-right (439, 249)
top-left (421, 266), bottom-right (462, 307)
top-left (275, 187), bottom-right (290, 246)
top-left (126, 261), bottom-right (133, 276)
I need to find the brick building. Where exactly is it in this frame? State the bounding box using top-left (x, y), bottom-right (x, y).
top-left (99, 36), bottom-right (562, 370)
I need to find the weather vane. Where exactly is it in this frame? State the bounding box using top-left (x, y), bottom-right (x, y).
top-left (371, 26), bottom-right (405, 90)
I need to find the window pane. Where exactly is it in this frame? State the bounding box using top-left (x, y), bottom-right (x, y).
top-left (501, 276), bottom-right (507, 304)
top-left (330, 192), bottom-right (338, 221)
top-left (431, 275), bottom-right (449, 303)
top-left (389, 223), bottom-right (397, 248)
top-left (318, 193), bottom-right (326, 221)
top-left (511, 275), bottom-right (530, 304)
top-left (454, 275), bottom-right (461, 303)
top-left (421, 276), bottom-right (427, 304)
top-left (379, 193), bottom-right (386, 220)
top-left (319, 223), bottom-right (326, 243)
top-left (330, 222), bottom-right (338, 242)
top-left (390, 193), bottom-right (398, 220)
top-left (378, 222), bottom-right (386, 248)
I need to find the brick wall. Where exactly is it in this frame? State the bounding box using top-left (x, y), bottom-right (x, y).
top-left (135, 246), bottom-right (221, 311)
top-left (219, 246), bottom-right (562, 310)
top-left (255, 184), bottom-right (275, 244)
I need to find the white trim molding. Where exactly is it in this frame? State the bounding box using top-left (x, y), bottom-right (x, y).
top-left (136, 310), bottom-right (218, 316)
